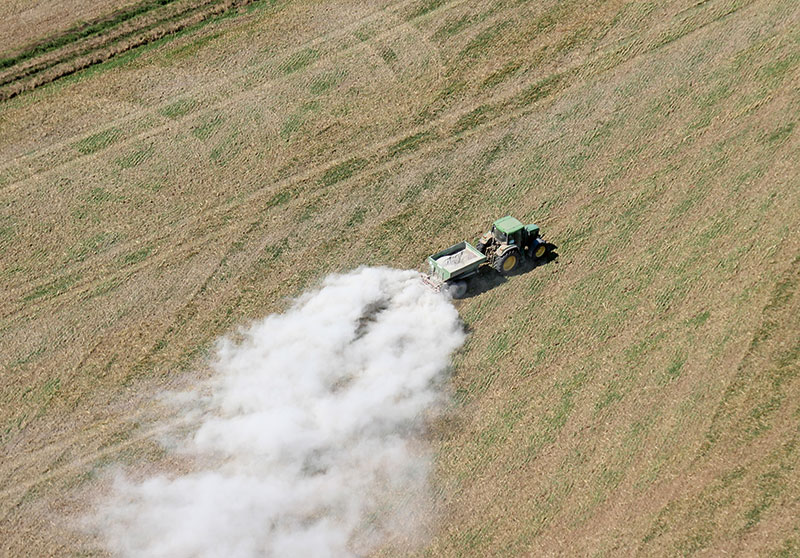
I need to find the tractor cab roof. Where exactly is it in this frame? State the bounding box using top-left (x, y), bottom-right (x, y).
top-left (493, 216), bottom-right (524, 235)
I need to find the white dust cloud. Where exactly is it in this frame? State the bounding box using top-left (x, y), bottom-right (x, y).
top-left (95, 267), bottom-right (465, 557)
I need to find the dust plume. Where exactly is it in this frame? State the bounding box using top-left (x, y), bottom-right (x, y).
top-left (93, 267), bottom-right (465, 557)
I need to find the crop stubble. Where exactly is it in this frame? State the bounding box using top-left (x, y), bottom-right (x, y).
top-left (0, 0), bottom-right (799, 555)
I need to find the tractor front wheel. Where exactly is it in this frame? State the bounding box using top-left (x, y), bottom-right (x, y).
top-left (533, 242), bottom-right (548, 259)
top-left (494, 250), bottom-right (519, 275)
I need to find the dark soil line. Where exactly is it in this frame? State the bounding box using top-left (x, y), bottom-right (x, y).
top-left (0, 0), bottom-right (226, 88)
top-left (0, 0), bottom-right (258, 101)
top-left (0, 0), bottom-right (184, 70)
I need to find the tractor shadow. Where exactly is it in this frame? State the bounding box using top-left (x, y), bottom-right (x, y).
top-left (461, 244), bottom-right (559, 299)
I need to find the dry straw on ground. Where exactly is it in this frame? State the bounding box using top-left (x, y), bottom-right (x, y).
top-left (1, 0), bottom-right (799, 555)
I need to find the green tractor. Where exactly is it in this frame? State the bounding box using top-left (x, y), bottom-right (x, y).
top-left (422, 215), bottom-right (552, 298)
top-left (475, 215), bottom-right (551, 275)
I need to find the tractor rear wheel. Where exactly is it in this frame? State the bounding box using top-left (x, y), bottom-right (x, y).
top-left (476, 242), bottom-right (486, 254)
top-left (494, 250), bottom-right (519, 275)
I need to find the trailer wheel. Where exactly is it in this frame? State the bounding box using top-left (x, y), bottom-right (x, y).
top-left (494, 250), bottom-right (519, 275)
top-left (447, 280), bottom-right (468, 299)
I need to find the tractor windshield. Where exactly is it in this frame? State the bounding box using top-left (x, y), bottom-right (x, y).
top-left (492, 226), bottom-right (507, 243)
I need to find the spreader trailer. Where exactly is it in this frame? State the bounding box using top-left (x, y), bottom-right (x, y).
top-left (421, 241), bottom-right (486, 299)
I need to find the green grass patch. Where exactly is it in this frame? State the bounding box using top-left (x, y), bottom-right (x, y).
top-left (320, 157), bottom-right (368, 187)
top-left (671, 185), bottom-right (709, 218)
top-left (625, 332), bottom-right (666, 364)
top-left (406, 0), bottom-right (446, 20)
top-left (159, 98), bottom-right (198, 118)
top-left (675, 528), bottom-right (713, 556)
top-left (482, 61), bottom-right (521, 89)
top-left (485, 331), bottom-right (510, 365)
top-left (116, 143), bottom-right (155, 169)
top-left (387, 130), bottom-right (437, 157)
top-left (0, 222), bottom-right (14, 245)
top-left (163, 31), bottom-right (222, 61)
top-left (459, 21), bottom-right (510, 60)
top-left (192, 114), bottom-right (224, 141)
top-left (696, 82), bottom-right (733, 109)
top-left (378, 47), bottom-right (397, 65)
top-left (554, 25), bottom-right (594, 55)
top-left (71, 205), bottom-right (99, 223)
top-left (758, 52), bottom-right (800, 84)
top-left (27, 0), bottom-right (282, 91)
top-left (762, 122), bottom-right (795, 144)
top-left (58, 12), bottom-right (216, 86)
top-left (58, 39), bottom-right (149, 85)
top-left (121, 246), bottom-right (152, 266)
top-left (346, 207), bottom-right (366, 226)
top-left (84, 187), bottom-right (119, 203)
top-left (279, 48), bottom-right (319, 74)
top-left (366, 209), bottom-right (415, 260)
top-left (581, 119), bottom-right (616, 148)
top-left (41, 377), bottom-right (61, 398)
top-left (210, 133), bottom-right (242, 166)
top-left (280, 101), bottom-right (319, 141)
top-left (528, 371), bottom-right (587, 457)
top-left (309, 70), bottom-right (346, 95)
top-left (433, 15), bottom-right (474, 40)
top-left (66, 232), bottom-right (121, 262)
top-left (414, 79), bottom-right (467, 123)
top-left (280, 114), bottom-right (303, 141)
top-left (24, 274), bottom-right (82, 301)
top-left (353, 25), bottom-right (375, 42)
top-left (771, 535), bottom-right (800, 557)
top-left (400, 171), bottom-right (441, 203)
top-left (512, 73), bottom-right (564, 108)
top-left (84, 277), bottom-right (124, 300)
top-left (660, 352), bottom-right (687, 385)
top-left (523, 9), bottom-right (559, 39)
top-left (558, 223), bottom-right (594, 252)
top-left (7, 347), bottom-right (46, 369)
top-left (744, 467), bottom-right (786, 530)
top-left (252, 244), bottom-right (285, 277)
top-left (454, 367), bottom-right (499, 406)
top-left (595, 381), bottom-right (624, 412)
top-left (687, 310), bottom-right (710, 327)
top-left (701, 256), bottom-right (799, 453)
top-left (264, 189), bottom-right (293, 210)
top-left (564, 151), bottom-right (590, 173)
top-left (453, 104), bottom-right (499, 134)
top-left (74, 127), bottom-right (123, 155)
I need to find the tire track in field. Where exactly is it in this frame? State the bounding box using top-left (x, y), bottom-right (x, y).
top-left (0, 0), bottom-right (457, 184)
top-left (0, 409), bottom-right (199, 525)
top-left (0, 0), bottom-right (761, 191)
top-left (0, 0), bottom-right (779, 539)
top-left (1, 0), bottom-right (769, 319)
top-left (3, 0), bottom-right (771, 330)
top-left (0, 0), bottom-right (539, 192)
top-left (0, 215), bottom-right (281, 491)
top-left (0, 0), bottom-right (224, 89)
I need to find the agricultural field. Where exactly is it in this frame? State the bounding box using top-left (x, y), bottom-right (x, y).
top-left (1, 0), bottom-right (141, 55)
top-left (1, 0), bottom-right (799, 555)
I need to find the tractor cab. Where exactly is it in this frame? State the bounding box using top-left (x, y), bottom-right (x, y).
top-left (492, 216), bottom-right (524, 246)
